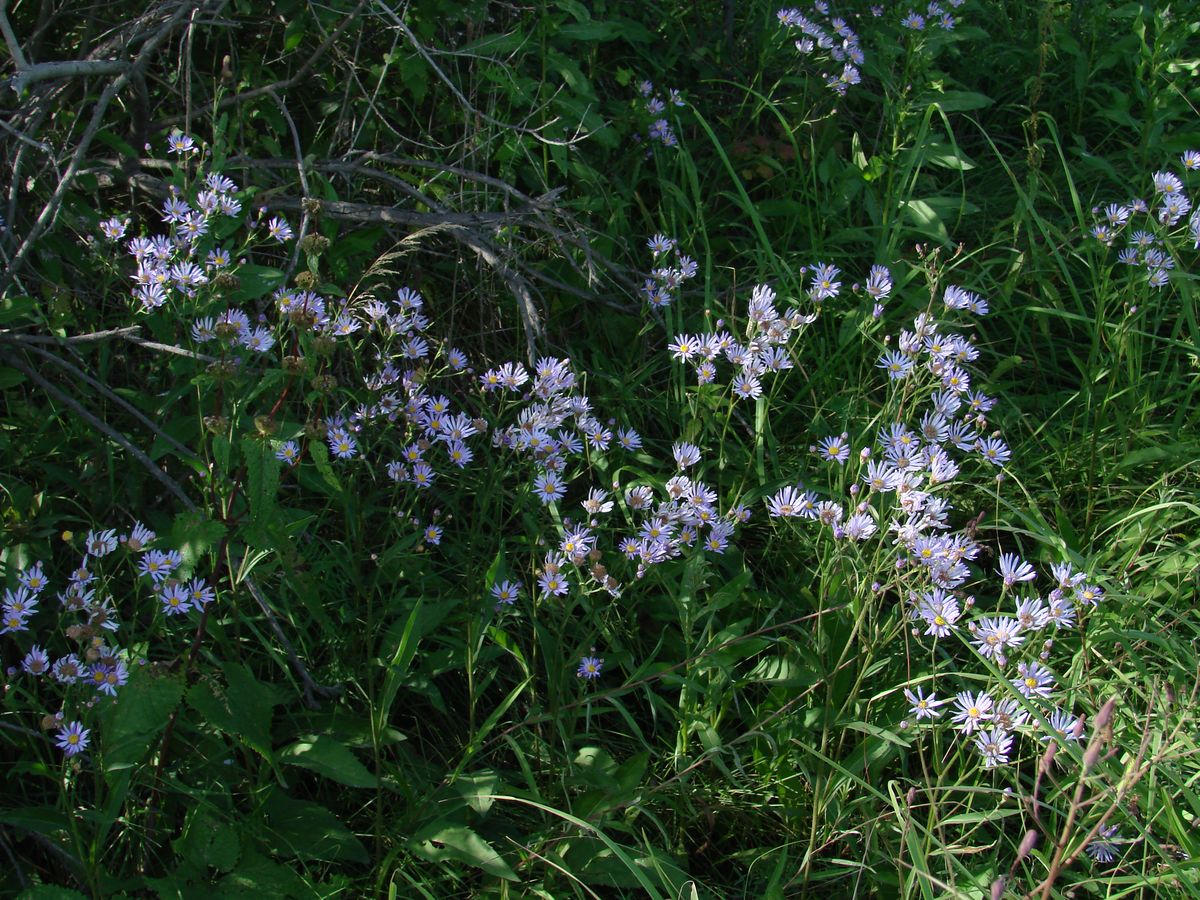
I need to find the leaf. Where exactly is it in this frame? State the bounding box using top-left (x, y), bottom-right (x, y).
top-left (97, 668), bottom-right (184, 772)
top-left (169, 511), bottom-right (227, 571)
top-left (279, 734), bottom-right (377, 788)
top-left (0, 367), bottom-right (26, 389)
top-left (231, 265), bottom-right (287, 302)
top-left (920, 141), bottom-right (976, 171)
top-left (410, 824), bottom-right (518, 881)
top-left (177, 808), bottom-right (241, 874)
top-left (929, 90), bottom-right (993, 112)
top-left (261, 790), bottom-right (369, 863)
top-left (306, 440), bottom-right (343, 495)
top-left (17, 888), bottom-right (89, 899)
top-left (187, 662), bottom-right (281, 762)
top-left (242, 437), bottom-right (281, 536)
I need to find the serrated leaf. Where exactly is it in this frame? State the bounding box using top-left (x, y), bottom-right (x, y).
top-left (187, 662), bottom-right (280, 762)
top-left (231, 265), bottom-right (287, 302)
top-left (261, 790), bottom-right (369, 863)
top-left (242, 437), bottom-right (280, 529)
top-left (410, 824), bottom-right (518, 881)
top-left (280, 734), bottom-right (376, 788)
top-left (98, 668), bottom-right (184, 772)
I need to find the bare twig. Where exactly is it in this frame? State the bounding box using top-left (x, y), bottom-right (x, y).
top-left (243, 578), bottom-right (342, 708)
top-left (18, 343), bottom-right (200, 464)
top-left (374, 1), bottom-right (594, 147)
top-left (0, 0), bottom-right (28, 71)
top-left (268, 88), bottom-right (311, 280)
top-left (8, 60), bottom-right (131, 93)
top-left (0, 0), bottom-right (213, 296)
top-left (0, 349), bottom-right (196, 508)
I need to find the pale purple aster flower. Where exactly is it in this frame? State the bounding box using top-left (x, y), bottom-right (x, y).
top-left (1013, 661), bottom-right (1055, 698)
top-left (22, 645), bottom-right (50, 675)
top-left (816, 434), bottom-right (851, 464)
top-left (903, 686), bottom-right (947, 720)
top-left (56, 721), bottom-right (91, 756)
top-left (1086, 825), bottom-right (1121, 863)
top-left (977, 436), bottom-right (1011, 466)
top-left (159, 583), bottom-right (191, 616)
top-left (266, 216), bottom-right (293, 242)
top-left (492, 580), bottom-right (521, 606)
top-left (974, 728), bottom-right (1013, 767)
top-left (166, 131), bottom-right (196, 153)
top-left (951, 691), bottom-right (994, 734)
top-left (533, 471), bottom-right (566, 504)
top-left (999, 552), bottom-right (1037, 587)
top-left (577, 656), bottom-right (603, 678)
top-left (276, 440), bottom-right (301, 466)
top-left (672, 441), bottom-right (701, 468)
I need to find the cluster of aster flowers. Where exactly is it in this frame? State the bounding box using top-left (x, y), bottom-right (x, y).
top-left (639, 234), bottom-right (699, 308)
top-left (635, 80), bottom-right (685, 150)
top-left (734, 268), bottom-right (1109, 773)
top-left (777, 3), bottom-right (864, 97)
top-left (667, 281), bottom-right (816, 398)
top-left (1089, 151), bottom-right (1200, 289)
top-left (894, 0), bottom-right (962, 31)
top-left (2, 522), bottom-right (214, 759)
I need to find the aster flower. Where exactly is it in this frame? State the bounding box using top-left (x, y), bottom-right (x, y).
top-left (56, 721), bottom-right (91, 757)
top-left (973, 616), bottom-right (1025, 661)
top-left (423, 525), bottom-right (443, 545)
top-left (276, 441), bottom-right (301, 466)
top-left (22, 645), bottom-right (50, 675)
top-left (977, 437), bottom-right (1011, 466)
top-left (159, 583), bottom-right (191, 615)
top-left (52, 654), bottom-right (83, 684)
top-left (974, 728), bottom-right (1013, 767)
top-left (533, 471), bottom-right (566, 505)
top-left (647, 234), bottom-right (675, 256)
top-left (125, 521), bottom-right (156, 551)
top-left (951, 691), bottom-right (994, 734)
top-left (1086, 825), bottom-right (1121, 863)
top-left (998, 552), bottom-right (1037, 587)
top-left (672, 441), bottom-right (701, 468)
top-left (166, 130), bottom-right (196, 154)
top-left (538, 570), bottom-right (570, 597)
top-left (85, 528), bottom-right (119, 557)
top-left (186, 577), bottom-right (216, 608)
top-left (816, 434), bottom-right (851, 464)
top-left (766, 486), bottom-right (806, 518)
top-left (266, 216), bottom-right (293, 242)
top-left (904, 686), bottom-right (947, 720)
top-left (491, 580), bottom-right (521, 606)
top-left (577, 656), bottom-right (603, 679)
top-left (878, 350), bottom-right (914, 379)
top-left (18, 562), bottom-right (48, 594)
top-left (328, 430), bottom-right (358, 460)
top-left (1013, 661), bottom-right (1055, 699)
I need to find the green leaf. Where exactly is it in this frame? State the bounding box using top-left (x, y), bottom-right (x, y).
top-left (169, 511), bottom-right (227, 571)
top-left (177, 808), bottom-right (241, 874)
top-left (929, 90), bottom-right (993, 112)
top-left (187, 662), bottom-right (281, 762)
top-left (306, 440), bottom-right (343, 495)
top-left (231, 265), bottom-right (287, 302)
top-left (261, 790), bottom-right (369, 863)
top-left (279, 734), bottom-right (377, 788)
top-left (242, 437), bottom-right (281, 532)
top-left (18, 887), bottom-right (89, 899)
top-left (410, 824), bottom-right (518, 881)
top-left (98, 668), bottom-right (184, 772)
